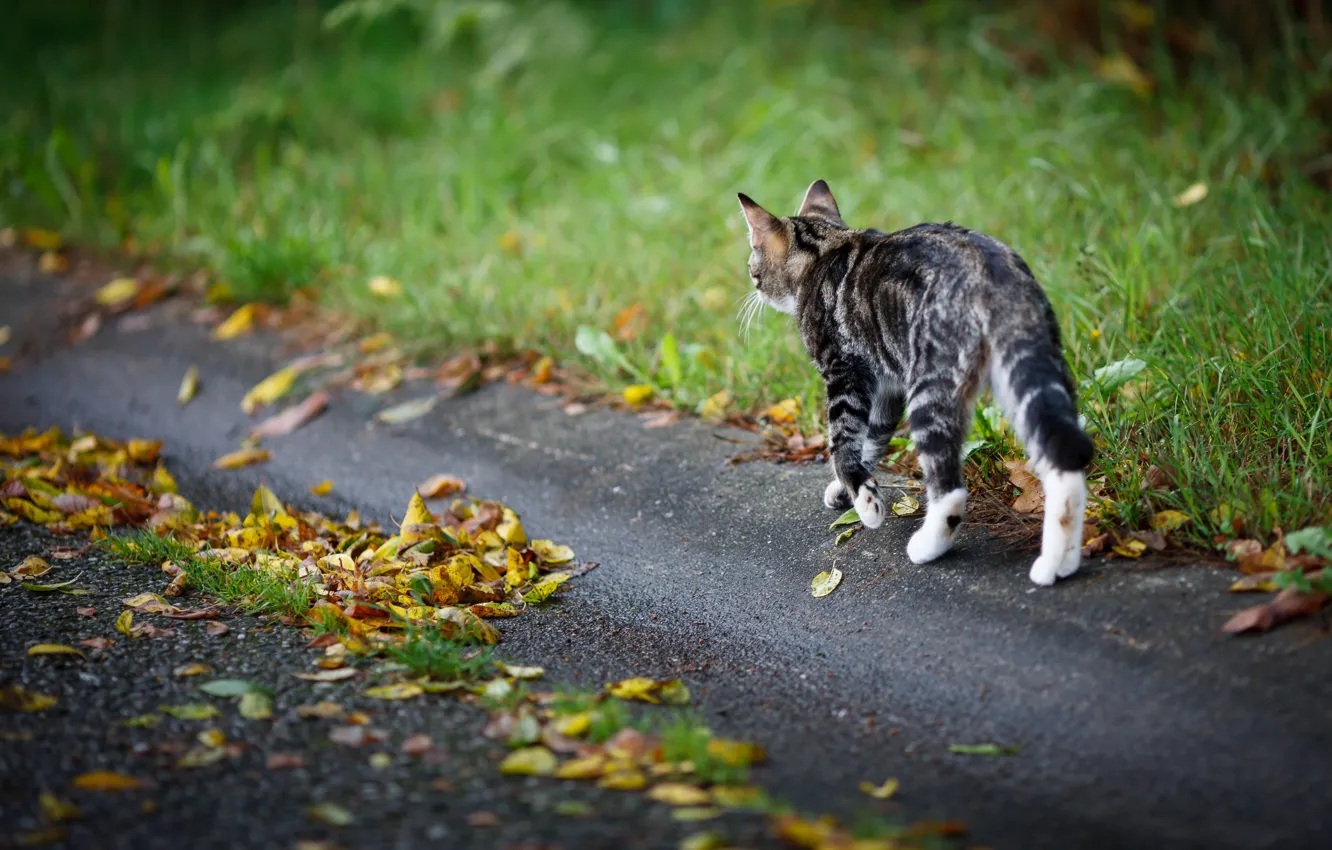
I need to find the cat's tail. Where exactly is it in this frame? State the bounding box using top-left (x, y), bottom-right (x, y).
top-left (989, 335), bottom-right (1094, 473)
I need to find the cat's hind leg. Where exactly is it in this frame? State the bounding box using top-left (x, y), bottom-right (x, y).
top-left (904, 380), bottom-right (970, 564)
top-left (1027, 464), bottom-right (1086, 585)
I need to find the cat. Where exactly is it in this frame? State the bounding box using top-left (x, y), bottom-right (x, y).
top-left (737, 180), bottom-right (1092, 585)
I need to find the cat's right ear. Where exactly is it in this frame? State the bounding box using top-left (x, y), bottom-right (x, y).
top-left (738, 193), bottom-right (785, 252)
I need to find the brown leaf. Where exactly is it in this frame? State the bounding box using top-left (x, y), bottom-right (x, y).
top-left (329, 725), bottom-right (384, 747)
top-left (1081, 533), bottom-right (1110, 557)
top-left (401, 734), bottom-right (433, 756)
top-left (249, 391), bottom-right (330, 439)
top-left (1221, 588), bottom-right (1329, 635)
top-left (212, 448), bottom-right (271, 470)
top-left (266, 752), bottom-right (306, 770)
top-left (79, 637), bottom-right (114, 650)
top-left (75, 607), bottom-right (97, 618)
top-left (1004, 460), bottom-right (1044, 513)
top-left (467, 812), bottom-right (501, 828)
top-left (418, 475), bottom-right (466, 499)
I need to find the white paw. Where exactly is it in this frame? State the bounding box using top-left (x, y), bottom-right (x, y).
top-left (854, 482), bottom-right (885, 528)
top-left (824, 479), bottom-right (848, 509)
top-left (1029, 554), bottom-right (1060, 586)
top-left (907, 524), bottom-right (952, 564)
top-left (1056, 549), bottom-right (1080, 578)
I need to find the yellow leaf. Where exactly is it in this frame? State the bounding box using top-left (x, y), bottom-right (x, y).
top-left (174, 663), bottom-right (211, 677)
top-left (699, 390), bottom-right (731, 421)
top-left (1149, 510), bottom-right (1191, 533)
top-left (710, 785), bottom-right (764, 808)
top-left (212, 304), bottom-right (256, 340)
top-left (1096, 52), bottom-right (1152, 95)
top-left (151, 464), bottom-right (178, 494)
top-left (307, 802), bottom-right (354, 827)
top-left (418, 474), bottom-right (466, 499)
top-left (160, 703), bottom-right (220, 720)
top-left (554, 754), bottom-right (607, 780)
top-left (71, 771), bottom-right (144, 792)
top-left (177, 366), bottom-right (199, 405)
top-left (0, 685), bottom-right (58, 712)
top-left (1171, 183), bottom-right (1208, 208)
top-left (122, 592), bottom-right (180, 614)
top-left (648, 782), bottom-right (712, 807)
top-left (94, 278), bottom-right (140, 307)
top-left (1229, 574), bottom-right (1279, 593)
top-left (598, 770), bottom-right (648, 791)
top-left (399, 491), bottom-right (437, 546)
top-left (309, 480), bottom-right (334, 496)
top-left (212, 448), bottom-right (271, 469)
top-left (761, 397), bottom-right (800, 424)
top-left (369, 752), bottom-right (393, 769)
top-left (38, 792), bottom-right (81, 823)
top-left (811, 567), bottom-right (843, 598)
top-left (522, 572), bottom-right (569, 604)
top-left (623, 384), bottom-right (654, 406)
top-left (671, 807), bottom-right (723, 822)
top-left (38, 251), bottom-right (68, 274)
top-left (28, 643), bottom-right (84, 658)
top-left (11, 555), bottom-right (51, 578)
top-left (126, 439), bottom-right (162, 464)
top-left (364, 683), bottom-right (424, 700)
top-left (197, 728), bottom-right (226, 748)
top-left (530, 539), bottom-right (574, 564)
top-left (241, 368), bottom-right (296, 414)
top-left (497, 508), bottom-right (526, 546)
top-left (705, 738), bottom-right (765, 766)
top-left (606, 676), bottom-right (663, 703)
top-left (859, 778), bottom-right (899, 799)
top-left (497, 663), bottom-right (544, 680)
top-left (22, 228), bottom-right (62, 250)
top-left (499, 746), bottom-right (557, 776)
top-left (891, 494), bottom-right (921, 516)
top-left (1111, 538), bottom-right (1148, 559)
top-left (239, 691), bottom-right (273, 719)
top-left (358, 332), bottom-right (394, 353)
top-left (553, 712), bottom-right (591, 738)
top-left (367, 275), bottom-right (402, 298)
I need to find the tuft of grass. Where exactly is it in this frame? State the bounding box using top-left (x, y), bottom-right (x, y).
top-left (4, 1), bottom-right (1330, 541)
top-left (100, 529), bottom-right (315, 617)
top-left (654, 714), bottom-right (752, 787)
top-left (384, 622), bottom-right (494, 682)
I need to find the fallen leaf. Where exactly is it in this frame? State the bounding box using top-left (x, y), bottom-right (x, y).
top-left (122, 714), bottom-right (160, 728)
top-left (266, 752), bottom-right (305, 770)
top-left (177, 365), bottom-right (200, 405)
top-left (94, 278), bottom-right (140, 307)
top-left (1150, 510), bottom-right (1190, 533)
top-left (76, 607), bottom-right (97, 618)
top-left (466, 811), bottom-right (500, 828)
top-left (375, 395), bottom-right (438, 425)
top-left (699, 390), bottom-right (731, 421)
top-left (309, 480), bottom-right (334, 496)
top-left (834, 528), bottom-right (856, 546)
top-left (79, 637), bottom-right (114, 650)
top-left (368, 752), bottom-right (393, 770)
top-left (531, 539), bottom-right (575, 564)
top-left (680, 833), bottom-right (728, 850)
top-left (293, 668), bottom-right (358, 682)
top-left (213, 305), bottom-right (256, 340)
top-left (949, 743), bottom-right (1020, 756)
top-left (1172, 183), bottom-right (1209, 208)
top-left (648, 782), bottom-right (712, 806)
top-left (122, 593), bottom-right (180, 614)
top-left (250, 391), bottom-right (329, 439)
top-left (554, 800), bottom-right (594, 817)
top-left (891, 494), bottom-right (921, 516)
top-left (71, 771), bottom-right (144, 791)
top-left (1111, 538), bottom-right (1148, 559)
top-left (599, 769), bottom-right (648, 791)
top-left (329, 725), bottom-right (383, 747)
top-left (761, 398), bottom-right (800, 424)
top-left (499, 746), bottom-right (557, 776)
top-left (401, 734), bottom-right (433, 755)
top-left (367, 275), bottom-right (402, 298)
top-left (364, 683), bottom-right (424, 700)
top-left (205, 621), bottom-right (230, 638)
top-left (705, 739), bottom-right (766, 766)
top-left (859, 778), bottom-right (899, 799)
top-left (1229, 573), bottom-right (1280, 593)
top-left (671, 807), bottom-right (723, 822)
top-left (418, 474), bottom-right (466, 499)
top-left (22, 228), bottom-right (62, 250)
top-left (297, 701), bottom-right (344, 720)
top-left (197, 728), bottom-right (226, 748)
top-left (239, 692), bottom-right (274, 719)
top-left (240, 367), bottom-right (296, 415)
top-left (1004, 460), bottom-right (1044, 513)
top-left (829, 508), bottom-right (860, 531)
top-left (523, 572), bottom-right (570, 604)
top-left (38, 792), bottom-right (81, 823)
top-left (27, 643), bottom-right (84, 658)
top-left (0, 685), bottom-right (58, 712)
top-left (1221, 588), bottom-right (1329, 635)
top-left (174, 663), bottom-right (212, 677)
top-left (22, 575), bottom-right (89, 594)
top-left (623, 384), bottom-right (654, 406)
top-left (1096, 52), bottom-right (1153, 95)
top-left (554, 754), bottom-right (607, 779)
top-left (811, 568), bottom-right (843, 598)
top-left (307, 802), bottom-right (354, 827)
top-left (212, 448), bottom-right (271, 469)
top-left (159, 703), bottom-right (221, 720)
top-left (497, 663), bottom-right (544, 680)
top-left (11, 555), bottom-right (51, 578)
top-left (710, 785), bottom-right (764, 808)
top-left (606, 677), bottom-right (690, 705)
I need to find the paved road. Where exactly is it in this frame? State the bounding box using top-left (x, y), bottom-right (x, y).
top-left (3, 254), bottom-right (1331, 849)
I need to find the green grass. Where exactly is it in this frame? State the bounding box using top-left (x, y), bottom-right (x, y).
top-left (101, 529), bottom-right (316, 616)
top-left (385, 621), bottom-right (494, 680)
top-left (5, 1), bottom-right (1331, 543)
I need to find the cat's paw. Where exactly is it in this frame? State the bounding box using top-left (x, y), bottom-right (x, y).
top-left (907, 524), bottom-right (953, 563)
top-left (854, 481), bottom-right (885, 528)
top-left (1028, 554), bottom-right (1061, 586)
top-left (823, 480), bottom-right (852, 510)
top-left (1056, 549), bottom-right (1081, 579)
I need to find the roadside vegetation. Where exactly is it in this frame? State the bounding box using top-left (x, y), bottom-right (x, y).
top-left (2, 0), bottom-right (1329, 546)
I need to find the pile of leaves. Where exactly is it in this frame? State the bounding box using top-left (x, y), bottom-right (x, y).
top-left (1, 426), bottom-right (587, 640)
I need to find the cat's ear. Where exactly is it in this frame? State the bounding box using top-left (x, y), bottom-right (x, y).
top-left (797, 179), bottom-right (844, 225)
top-left (738, 193), bottom-right (785, 251)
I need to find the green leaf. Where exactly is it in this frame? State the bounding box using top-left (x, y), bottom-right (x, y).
top-left (238, 691), bottom-right (273, 720)
top-left (949, 743), bottom-right (1020, 756)
top-left (1285, 526), bottom-right (1332, 559)
top-left (659, 333), bottom-right (683, 390)
top-left (574, 326), bottom-right (646, 380)
top-left (22, 573), bottom-right (89, 594)
top-left (1089, 357), bottom-right (1146, 393)
top-left (159, 703), bottom-right (221, 720)
top-left (198, 679), bottom-right (261, 698)
top-left (828, 508), bottom-right (860, 531)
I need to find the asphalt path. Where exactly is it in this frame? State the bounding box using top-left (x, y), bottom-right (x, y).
top-left (3, 256), bottom-right (1330, 849)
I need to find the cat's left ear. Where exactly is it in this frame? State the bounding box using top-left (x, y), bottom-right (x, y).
top-left (797, 179), bottom-right (845, 225)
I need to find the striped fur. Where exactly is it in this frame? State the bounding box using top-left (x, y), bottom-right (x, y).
top-left (739, 180), bottom-right (1093, 585)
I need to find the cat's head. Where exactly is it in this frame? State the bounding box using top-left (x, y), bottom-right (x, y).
top-left (736, 179), bottom-right (847, 315)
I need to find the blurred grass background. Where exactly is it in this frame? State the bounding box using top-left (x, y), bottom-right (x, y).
top-left (1, 0), bottom-right (1329, 542)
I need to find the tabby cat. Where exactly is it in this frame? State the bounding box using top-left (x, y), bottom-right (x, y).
top-left (738, 180), bottom-right (1092, 585)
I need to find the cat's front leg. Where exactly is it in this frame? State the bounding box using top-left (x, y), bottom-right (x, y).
top-left (823, 367), bottom-right (884, 527)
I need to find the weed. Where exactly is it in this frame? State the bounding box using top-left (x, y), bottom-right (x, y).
top-left (385, 622), bottom-right (494, 682)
